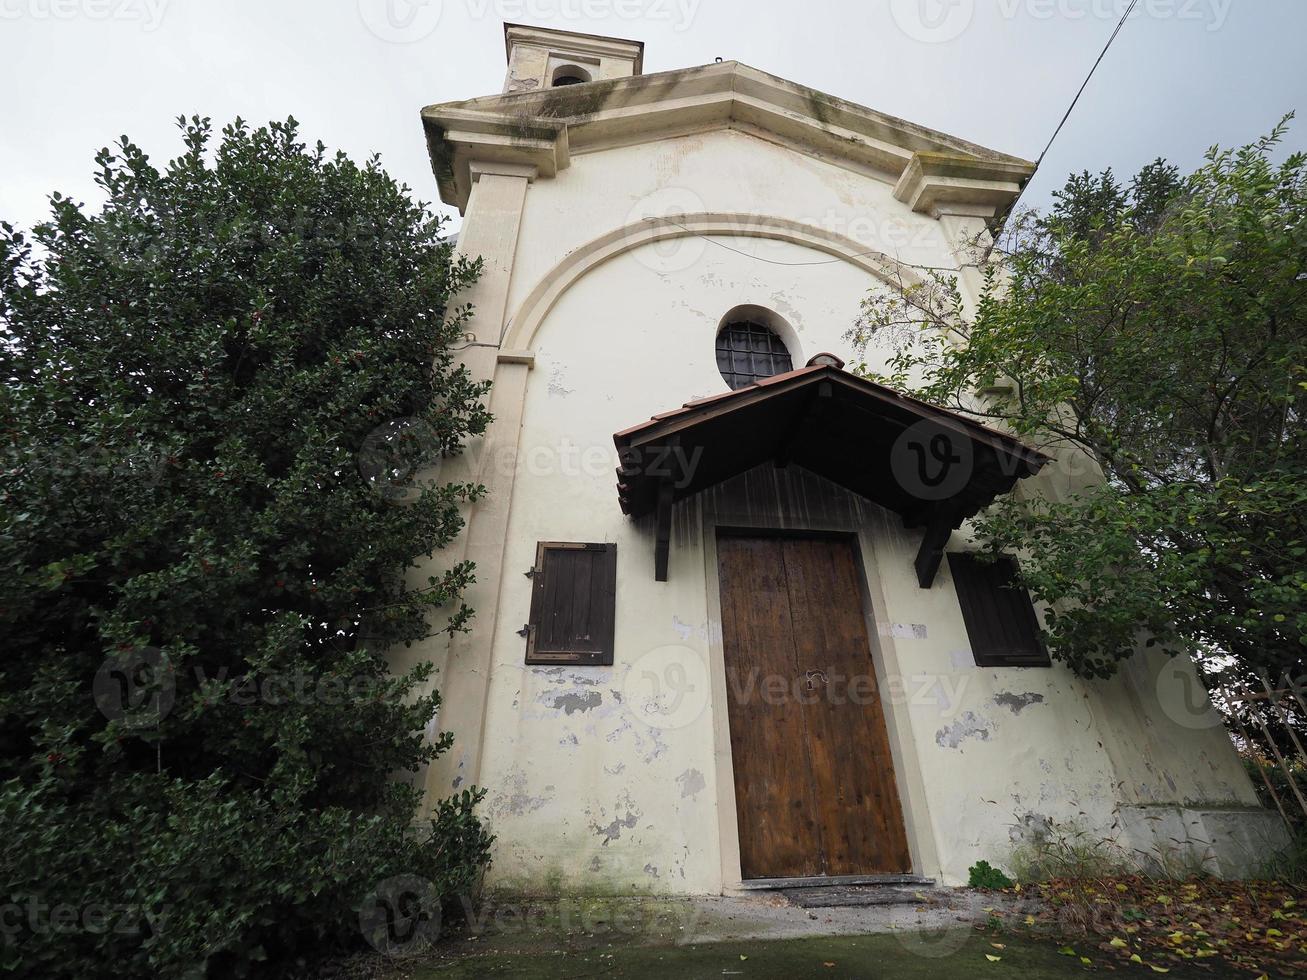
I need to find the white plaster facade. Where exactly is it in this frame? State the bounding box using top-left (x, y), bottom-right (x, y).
top-left (400, 25), bottom-right (1285, 894)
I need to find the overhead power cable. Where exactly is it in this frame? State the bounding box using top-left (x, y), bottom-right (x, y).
top-left (671, 0), bottom-right (1143, 265)
top-left (1010, 0), bottom-right (1142, 213)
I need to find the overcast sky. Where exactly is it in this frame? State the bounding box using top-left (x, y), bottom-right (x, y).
top-left (2, 0), bottom-right (1304, 235)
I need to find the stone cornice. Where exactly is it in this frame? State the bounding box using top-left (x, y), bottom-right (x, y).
top-left (892, 151), bottom-right (1033, 218)
top-left (503, 22), bottom-right (645, 72)
top-left (421, 62), bottom-right (1035, 216)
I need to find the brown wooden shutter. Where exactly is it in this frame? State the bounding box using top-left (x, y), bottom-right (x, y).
top-left (947, 552), bottom-right (1050, 667)
top-left (524, 542), bottom-right (617, 666)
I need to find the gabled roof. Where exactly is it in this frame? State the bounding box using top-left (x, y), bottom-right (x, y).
top-left (421, 61), bottom-right (1035, 215)
top-left (613, 360), bottom-right (1049, 585)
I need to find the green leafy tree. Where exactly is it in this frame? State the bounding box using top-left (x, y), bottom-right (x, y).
top-left (0, 116), bottom-right (493, 977)
top-left (850, 118), bottom-right (1306, 683)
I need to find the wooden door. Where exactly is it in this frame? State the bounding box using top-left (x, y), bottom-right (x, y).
top-left (718, 533), bottom-right (911, 879)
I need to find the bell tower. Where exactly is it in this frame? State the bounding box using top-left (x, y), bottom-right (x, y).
top-left (502, 23), bottom-right (644, 94)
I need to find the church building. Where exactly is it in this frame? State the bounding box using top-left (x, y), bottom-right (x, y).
top-left (401, 23), bottom-right (1284, 894)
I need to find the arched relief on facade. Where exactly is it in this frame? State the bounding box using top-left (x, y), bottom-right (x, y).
top-left (496, 212), bottom-right (926, 357)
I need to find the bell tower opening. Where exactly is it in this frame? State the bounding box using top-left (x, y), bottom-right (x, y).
top-left (551, 65), bottom-right (592, 87)
top-left (503, 23), bottom-right (644, 95)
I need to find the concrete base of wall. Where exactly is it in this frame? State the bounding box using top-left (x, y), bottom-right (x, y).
top-left (1117, 805), bottom-right (1292, 879)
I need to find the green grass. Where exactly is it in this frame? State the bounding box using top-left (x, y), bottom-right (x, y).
top-left (408, 931), bottom-right (1206, 979)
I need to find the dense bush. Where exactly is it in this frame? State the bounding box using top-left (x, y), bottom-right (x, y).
top-left (0, 775), bottom-right (489, 976)
top-left (851, 122), bottom-right (1306, 682)
top-left (0, 116), bottom-right (493, 976)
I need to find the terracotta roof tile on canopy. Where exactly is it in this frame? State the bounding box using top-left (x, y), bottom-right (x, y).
top-left (612, 357), bottom-right (1050, 585)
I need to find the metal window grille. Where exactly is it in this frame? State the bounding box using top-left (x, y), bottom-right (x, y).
top-left (715, 321), bottom-right (793, 390)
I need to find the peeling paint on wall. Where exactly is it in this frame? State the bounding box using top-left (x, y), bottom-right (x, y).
top-left (594, 813), bottom-right (636, 844)
top-left (528, 668), bottom-right (616, 720)
top-left (671, 615), bottom-right (710, 642)
top-left (590, 793), bottom-right (641, 846)
top-left (767, 292), bottom-right (805, 330)
top-left (552, 690), bottom-right (602, 714)
top-left (489, 768), bottom-right (555, 818)
top-left (935, 710), bottom-right (991, 749)
top-left (547, 364), bottom-right (573, 398)
top-left (880, 622), bottom-right (928, 639)
top-left (605, 716), bottom-right (669, 764)
top-left (671, 299), bottom-right (712, 322)
top-left (993, 692), bottom-right (1046, 715)
top-left (534, 666), bottom-right (600, 684)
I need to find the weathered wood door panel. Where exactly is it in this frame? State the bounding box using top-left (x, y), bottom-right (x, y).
top-left (718, 533), bottom-right (911, 879)
top-left (718, 536), bottom-right (822, 878)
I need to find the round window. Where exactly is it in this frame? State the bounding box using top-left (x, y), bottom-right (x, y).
top-left (715, 312), bottom-right (794, 390)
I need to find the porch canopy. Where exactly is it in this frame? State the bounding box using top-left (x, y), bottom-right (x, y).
top-left (612, 356), bottom-right (1050, 587)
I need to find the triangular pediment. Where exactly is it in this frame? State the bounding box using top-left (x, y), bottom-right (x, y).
top-left (421, 61), bottom-right (1034, 215)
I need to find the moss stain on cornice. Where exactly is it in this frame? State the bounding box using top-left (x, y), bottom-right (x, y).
top-left (533, 76), bottom-right (622, 120)
top-left (423, 122), bottom-right (456, 192)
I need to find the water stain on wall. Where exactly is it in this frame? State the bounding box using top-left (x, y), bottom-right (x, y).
top-left (675, 768), bottom-right (706, 799)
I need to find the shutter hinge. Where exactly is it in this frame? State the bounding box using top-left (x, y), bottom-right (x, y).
top-left (517, 624), bottom-right (533, 638)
